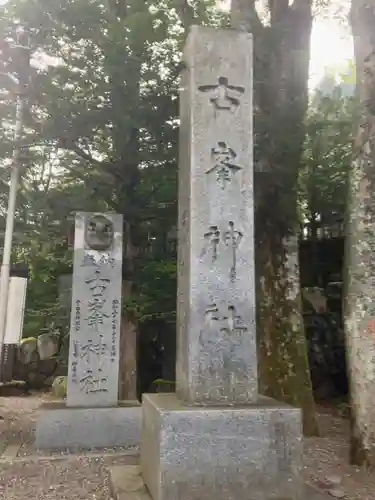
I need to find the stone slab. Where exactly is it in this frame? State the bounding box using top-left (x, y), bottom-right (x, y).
top-left (35, 401), bottom-right (141, 450)
top-left (2, 443), bottom-right (22, 459)
top-left (177, 26), bottom-right (257, 405)
top-left (141, 393), bottom-right (303, 500)
top-left (67, 212), bottom-right (123, 408)
top-left (109, 465), bottom-right (333, 500)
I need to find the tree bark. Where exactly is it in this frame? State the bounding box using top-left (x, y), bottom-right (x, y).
top-left (345, 0), bottom-right (375, 468)
top-left (106, 0), bottom-right (143, 401)
top-left (231, 0), bottom-right (319, 435)
top-left (119, 280), bottom-right (138, 401)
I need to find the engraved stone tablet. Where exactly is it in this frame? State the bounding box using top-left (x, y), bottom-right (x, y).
top-left (67, 212), bottom-right (123, 407)
top-left (177, 26), bottom-right (256, 405)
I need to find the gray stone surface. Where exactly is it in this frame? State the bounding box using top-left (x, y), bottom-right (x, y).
top-left (134, 26), bottom-right (305, 500)
top-left (37, 332), bottom-right (60, 360)
top-left (19, 337), bottom-right (37, 364)
top-left (141, 393), bottom-right (303, 500)
top-left (35, 401), bottom-right (141, 450)
top-left (109, 466), bottom-right (333, 500)
top-left (109, 465), bottom-right (150, 500)
top-left (177, 26), bottom-right (256, 405)
top-left (67, 212), bottom-right (123, 408)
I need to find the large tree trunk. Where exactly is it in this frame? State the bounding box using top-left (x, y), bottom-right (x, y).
top-left (118, 219), bottom-right (138, 400)
top-left (106, 0), bottom-right (143, 401)
top-left (345, 0), bottom-right (375, 468)
top-left (231, 0), bottom-right (318, 436)
top-left (119, 280), bottom-right (138, 401)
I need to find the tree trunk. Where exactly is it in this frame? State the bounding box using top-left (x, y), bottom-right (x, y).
top-left (118, 220), bottom-right (138, 401)
top-left (231, 0), bottom-right (319, 436)
top-left (106, 0), bottom-right (143, 401)
top-left (119, 280), bottom-right (138, 401)
top-left (344, 0), bottom-right (375, 468)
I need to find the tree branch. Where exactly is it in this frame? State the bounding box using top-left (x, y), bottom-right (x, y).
top-left (230, 0), bottom-right (264, 33)
top-left (268, 0), bottom-right (289, 24)
top-left (291, 0), bottom-right (313, 12)
top-left (58, 138), bottom-right (102, 166)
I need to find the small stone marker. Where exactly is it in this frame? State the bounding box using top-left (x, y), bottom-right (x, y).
top-left (67, 212), bottom-right (123, 407)
top-left (36, 212), bottom-right (142, 450)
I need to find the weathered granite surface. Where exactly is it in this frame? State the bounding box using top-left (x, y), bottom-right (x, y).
top-left (176, 26), bottom-right (256, 406)
top-left (37, 332), bottom-right (60, 360)
top-left (35, 401), bottom-right (141, 450)
top-left (141, 393), bottom-right (303, 500)
top-left (67, 212), bottom-right (123, 408)
top-left (109, 466), bottom-right (332, 500)
top-left (136, 26), bottom-right (304, 500)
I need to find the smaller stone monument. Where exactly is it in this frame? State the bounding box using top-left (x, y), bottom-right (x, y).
top-left (35, 212), bottom-right (141, 450)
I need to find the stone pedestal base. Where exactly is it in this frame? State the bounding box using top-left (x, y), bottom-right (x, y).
top-left (35, 401), bottom-right (141, 450)
top-left (141, 393), bottom-right (303, 500)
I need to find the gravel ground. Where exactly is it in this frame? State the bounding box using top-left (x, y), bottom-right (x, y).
top-left (1, 454), bottom-right (138, 500)
top-left (1, 395), bottom-right (375, 500)
top-left (303, 408), bottom-right (375, 500)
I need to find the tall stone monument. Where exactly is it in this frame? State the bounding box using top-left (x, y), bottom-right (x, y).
top-left (109, 26), bottom-right (305, 500)
top-left (35, 212), bottom-right (141, 450)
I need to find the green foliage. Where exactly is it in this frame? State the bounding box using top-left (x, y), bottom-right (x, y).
top-left (299, 84), bottom-right (355, 231)
top-left (16, 230), bottom-right (73, 337)
top-left (0, 0), bottom-right (220, 337)
top-left (125, 257), bottom-right (177, 323)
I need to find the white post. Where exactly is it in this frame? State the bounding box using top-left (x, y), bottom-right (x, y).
top-left (0, 95), bottom-right (24, 377)
top-left (0, 26), bottom-right (29, 379)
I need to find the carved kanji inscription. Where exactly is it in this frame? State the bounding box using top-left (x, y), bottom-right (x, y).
top-left (198, 76), bottom-right (245, 112)
top-left (224, 221), bottom-right (243, 282)
top-left (204, 303), bottom-right (247, 337)
top-left (79, 335), bottom-right (107, 364)
top-left (79, 367), bottom-right (109, 394)
top-left (201, 221), bottom-right (243, 281)
top-left (206, 141), bottom-right (243, 189)
top-left (201, 225), bottom-right (220, 262)
top-left (85, 269), bottom-right (110, 330)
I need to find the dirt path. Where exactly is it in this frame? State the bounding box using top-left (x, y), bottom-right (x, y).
top-left (304, 409), bottom-right (375, 499)
top-left (1, 395), bottom-right (375, 500)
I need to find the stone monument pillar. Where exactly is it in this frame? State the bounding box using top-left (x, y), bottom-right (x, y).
top-left (66, 212), bottom-right (123, 407)
top-left (137, 26), bottom-right (303, 500)
top-left (35, 213), bottom-right (141, 450)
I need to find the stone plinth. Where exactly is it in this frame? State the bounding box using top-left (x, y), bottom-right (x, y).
top-left (35, 401), bottom-right (141, 450)
top-left (141, 393), bottom-right (303, 500)
top-left (67, 212), bottom-right (123, 408)
top-left (177, 26), bottom-right (256, 405)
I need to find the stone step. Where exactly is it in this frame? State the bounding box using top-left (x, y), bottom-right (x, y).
top-left (1, 443), bottom-right (22, 459)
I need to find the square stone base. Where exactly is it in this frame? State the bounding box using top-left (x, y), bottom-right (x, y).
top-left (109, 466), bottom-right (332, 500)
top-left (35, 401), bottom-right (141, 450)
top-left (141, 393), bottom-right (303, 500)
